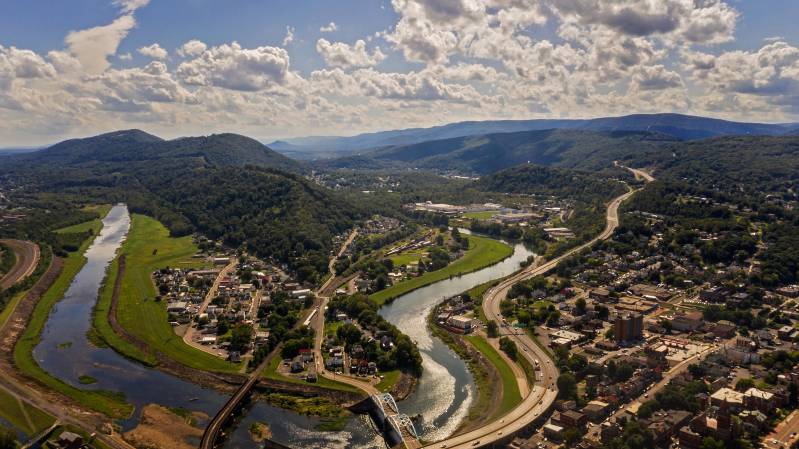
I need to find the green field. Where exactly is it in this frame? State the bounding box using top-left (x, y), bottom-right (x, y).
top-left (375, 369), bottom-right (401, 392)
top-left (462, 211), bottom-right (499, 220)
top-left (464, 335), bottom-right (522, 418)
top-left (389, 250), bottom-right (425, 267)
top-left (370, 235), bottom-right (513, 306)
top-left (96, 214), bottom-right (238, 372)
top-left (0, 387), bottom-right (55, 437)
top-left (13, 212), bottom-right (134, 418)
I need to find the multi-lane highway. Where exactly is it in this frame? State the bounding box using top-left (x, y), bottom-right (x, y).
top-left (0, 239), bottom-right (40, 290)
top-left (425, 166), bottom-right (652, 448)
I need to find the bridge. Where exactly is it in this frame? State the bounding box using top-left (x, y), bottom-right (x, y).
top-left (370, 393), bottom-right (420, 448)
top-left (199, 355), bottom-right (270, 449)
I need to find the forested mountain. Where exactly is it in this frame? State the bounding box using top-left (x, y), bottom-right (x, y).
top-left (10, 130), bottom-right (302, 172)
top-left (273, 113), bottom-right (796, 159)
top-left (0, 131), bottom-right (355, 282)
top-left (475, 164), bottom-right (628, 200)
top-left (621, 135), bottom-right (799, 198)
top-left (316, 129), bottom-right (673, 174)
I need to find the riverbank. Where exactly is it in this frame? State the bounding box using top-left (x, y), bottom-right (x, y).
top-left (370, 234), bottom-right (513, 306)
top-left (427, 301), bottom-right (523, 434)
top-left (11, 210), bottom-right (134, 418)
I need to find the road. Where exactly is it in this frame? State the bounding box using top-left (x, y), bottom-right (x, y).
top-left (311, 229), bottom-right (381, 395)
top-left (0, 239), bottom-right (40, 290)
top-left (425, 166), bottom-right (652, 449)
top-left (182, 257), bottom-right (237, 354)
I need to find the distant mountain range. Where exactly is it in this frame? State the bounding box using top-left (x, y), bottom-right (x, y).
top-left (315, 128), bottom-right (674, 174)
top-left (270, 113), bottom-right (798, 160)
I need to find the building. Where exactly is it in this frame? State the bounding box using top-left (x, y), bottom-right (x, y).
top-left (614, 313), bottom-right (643, 342)
top-left (700, 286), bottom-right (729, 303)
top-left (670, 311), bottom-right (703, 332)
top-left (710, 387), bottom-right (744, 411)
top-left (582, 400), bottom-right (610, 422)
top-left (743, 387), bottom-right (775, 412)
top-left (590, 288), bottom-right (613, 303)
top-left (446, 315), bottom-right (476, 333)
top-left (554, 410), bottom-right (588, 428)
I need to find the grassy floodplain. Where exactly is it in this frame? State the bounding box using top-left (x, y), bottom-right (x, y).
top-left (13, 209), bottom-right (134, 418)
top-left (370, 234), bottom-right (513, 306)
top-left (93, 213), bottom-right (239, 372)
top-left (464, 335), bottom-right (522, 418)
top-left (0, 387), bottom-right (55, 437)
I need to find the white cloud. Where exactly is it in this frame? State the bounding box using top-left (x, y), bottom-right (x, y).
top-left (283, 26), bottom-right (295, 46)
top-left (320, 22), bottom-right (338, 33)
top-left (176, 42), bottom-right (290, 91)
top-left (65, 14), bottom-right (137, 74)
top-left (316, 39), bottom-right (386, 68)
top-left (177, 39), bottom-right (207, 57)
top-left (113, 0), bottom-right (150, 13)
top-left (138, 43), bottom-right (167, 60)
top-left (118, 52), bottom-right (133, 61)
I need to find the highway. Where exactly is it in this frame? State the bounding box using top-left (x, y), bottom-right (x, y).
top-left (424, 166), bottom-right (652, 449)
top-left (0, 239), bottom-right (40, 290)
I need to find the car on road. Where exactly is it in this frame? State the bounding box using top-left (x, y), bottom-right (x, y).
top-left (472, 441), bottom-right (480, 446)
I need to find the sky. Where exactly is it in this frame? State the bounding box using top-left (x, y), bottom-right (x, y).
top-left (1, 0), bottom-right (799, 146)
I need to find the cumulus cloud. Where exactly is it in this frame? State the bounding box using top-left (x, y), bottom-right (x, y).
top-left (631, 65), bottom-right (683, 91)
top-left (177, 39), bottom-right (207, 57)
top-left (138, 43), bottom-right (167, 60)
top-left (320, 22), bottom-right (338, 33)
top-left (65, 14), bottom-right (137, 74)
top-left (316, 39), bottom-right (386, 68)
top-left (176, 42), bottom-right (290, 91)
top-left (0, 46), bottom-right (57, 91)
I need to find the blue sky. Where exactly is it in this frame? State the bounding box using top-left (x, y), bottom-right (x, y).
top-left (1, 0), bottom-right (799, 145)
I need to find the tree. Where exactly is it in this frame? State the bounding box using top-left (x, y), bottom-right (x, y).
top-left (557, 372), bottom-right (577, 400)
top-left (499, 337), bottom-right (518, 361)
top-left (229, 323), bottom-right (253, 353)
top-left (637, 399), bottom-right (661, 419)
top-left (337, 323), bottom-right (363, 347)
top-left (700, 437), bottom-right (726, 449)
top-left (735, 378), bottom-right (755, 392)
top-left (486, 320), bottom-right (499, 338)
top-left (575, 297), bottom-right (587, 315)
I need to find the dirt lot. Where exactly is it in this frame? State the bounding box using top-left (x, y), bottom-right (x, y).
top-left (123, 404), bottom-right (204, 449)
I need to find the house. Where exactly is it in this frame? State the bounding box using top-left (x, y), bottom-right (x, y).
top-left (299, 348), bottom-right (314, 363)
top-left (779, 325), bottom-right (794, 340)
top-left (167, 301), bottom-right (189, 314)
top-left (290, 356), bottom-right (304, 373)
top-left (380, 335), bottom-right (393, 351)
top-left (54, 431), bottom-right (83, 449)
top-left (228, 351), bottom-right (241, 363)
top-left (582, 400), bottom-right (610, 422)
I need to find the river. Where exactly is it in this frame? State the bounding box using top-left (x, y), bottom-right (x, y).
top-left (30, 205), bottom-right (534, 448)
